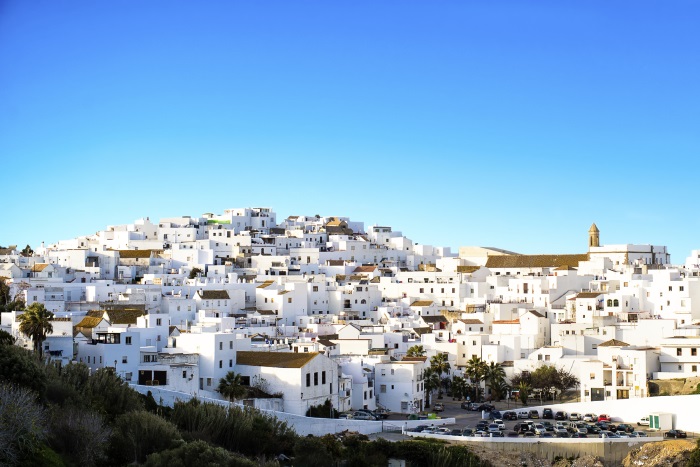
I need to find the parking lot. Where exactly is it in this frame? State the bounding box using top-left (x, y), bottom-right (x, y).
top-left (387, 398), bottom-right (667, 438)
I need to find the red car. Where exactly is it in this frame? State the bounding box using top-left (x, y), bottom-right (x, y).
top-left (597, 414), bottom-right (611, 422)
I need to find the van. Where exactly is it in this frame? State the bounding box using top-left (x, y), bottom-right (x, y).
top-left (638, 416), bottom-right (650, 426)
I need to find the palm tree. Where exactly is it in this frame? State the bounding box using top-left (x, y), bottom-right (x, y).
top-left (430, 353), bottom-right (451, 399)
top-left (451, 376), bottom-right (467, 400)
top-left (465, 356), bottom-right (487, 402)
top-left (218, 371), bottom-right (248, 403)
top-left (18, 302), bottom-right (53, 358)
top-left (517, 381), bottom-right (531, 406)
top-left (423, 367), bottom-right (441, 409)
top-left (406, 345), bottom-right (426, 357)
top-left (484, 362), bottom-right (506, 400)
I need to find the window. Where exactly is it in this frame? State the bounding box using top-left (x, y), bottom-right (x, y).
top-left (306, 373), bottom-right (311, 387)
top-left (207, 378), bottom-right (212, 386)
top-left (677, 348), bottom-right (683, 356)
top-left (156, 318), bottom-right (162, 326)
top-left (229, 359), bottom-right (233, 367)
top-left (125, 336), bottom-right (132, 345)
top-left (288, 297), bottom-right (292, 303)
top-left (380, 384), bottom-right (386, 393)
top-left (314, 372), bottom-right (318, 386)
top-left (680, 286), bottom-right (685, 292)
top-left (391, 369), bottom-right (395, 375)
top-left (590, 373), bottom-right (595, 380)
top-left (122, 356), bottom-right (128, 364)
top-left (693, 365), bottom-right (697, 372)
top-left (313, 286), bottom-right (318, 292)
top-left (219, 342), bottom-right (223, 350)
top-left (381, 369), bottom-right (386, 376)
top-left (219, 360), bottom-right (222, 368)
top-left (678, 365), bottom-right (682, 370)
top-left (322, 371), bottom-right (326, 384)
top-left (230, 341), bottom-right (233, 349)
top-left (183, 371), bottom-right (187, 378)
top-left (693, 348), bottom-right (698, 356)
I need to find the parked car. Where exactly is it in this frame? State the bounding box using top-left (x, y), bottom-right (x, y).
top-left (630, 431), bottom-right (648, 438)
top-left (352, 411), bottom-right (377, 420)
top-left (518, 411), bottom-right (530, 419)
top-left (489, 431), bottom-right (505, 437)
top-left (539, 432), bottom-right (554, 438)
top-left (461, 401), bottom-right (471, 410)
top-left (542, 408), bottom-right (553, 419)
top-left (412, 424), bottom-right (429, 433)
top-left (494, 419), bottom-right (506, 430)
top-left (488, 410), bottom-right (502, 420)
top-left (529, 409), bottom-right (540, 419)
top-left (555, 411), bottom-right (568, 421)
top-left (597, 414), bottom-right (611, 422)
top-left (599, 431), bottom-right (619, 438)
top-left (665, 430), bottom-right (688, 439)
top-left (503, 411), bottom-right (518, 421)
top-left (638, 416), bottom-right (650, 426)
top-left (488, 423), bottom-right (500, 433)
top-left (542, 421), bottom-right (554, 432)
top-left (433, 403), bottom-right (445, 412)
top-left (533, 424), bottom-right (547, 436)
top-left (338, 412), bottom-right (353, 419)
top-left (617, 423), bottom-right (634, 433)
top-left (583, 413), bottom-right (598, 422)
top-left (569, 412), bottom-right (581, 421)
top-left (555, 427), bottom-right (569, 437)
top-left (522, 432), bottom-right (536, 438)
top-left (571, 432), bottom-right (588, 438)
top-left (586, 425), bottom-right (601, 435)
top-left (461, 428), bottom-right (475, 437)
top-left (374, 408), bottom-right (390, 419)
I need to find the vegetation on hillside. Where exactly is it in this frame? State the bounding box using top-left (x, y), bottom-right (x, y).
top-left (0, 341), bottom-right (487, 466)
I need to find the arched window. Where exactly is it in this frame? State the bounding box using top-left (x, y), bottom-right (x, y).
top-left (361, 299), bottom-right (367, 305)
top-left (613, 299), bottom-right (619, 307)
top-left (607, 299), bottom-right (613, 307)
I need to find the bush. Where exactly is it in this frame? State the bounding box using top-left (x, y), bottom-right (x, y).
top-left (48, 406), bottom-right (110, 465)
top-left (0, 344), bottom-right (47, 396)
top-left (0, 384), bottom-right (47, 466)
top-left (145, 440), bottom-right (259, 467)
top-left (85, 368), bottom-right (143, 421)
top-left (171, 399), bottom-right (297, 458)
top-left (109, 410), bottom-right (182, 465)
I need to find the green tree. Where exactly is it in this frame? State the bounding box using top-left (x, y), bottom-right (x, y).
top-left (306, 398), bottom-right (338, 418)
top-left (430, 353), bottom-right (451, 398)
top-left (85, 368), bottom-right (143, 421)
top-left (0, 329), bottom-right (15, 346)
top-left (517, 381), bottom-right (531, 406)
top-left (109, 410), bottom-right (182, 465)
top-left (18, 303), bottom-right (54, 358)
top-left (465, 356), bottom-right (487, 401)
top-left (450, 376), bottom-right (468, 400)
top-left (20, 245), bottom-right (34, 257)
top-left (484, 362), bottom-right (506, 400)
top-left (423, 368), bottom-right (441, 408)
top-left (0, 344), bottom-right (48, 395)
top-left (294, 435), bottom-right (337, 467)
top-left (145, 440), bottom-right (259, 467)
top-left (188, 267), bottom-right (203, 279)
top-left (218, 371), bottom-right (248, 402)
top-left (406, 345), bottom-right (426, 357)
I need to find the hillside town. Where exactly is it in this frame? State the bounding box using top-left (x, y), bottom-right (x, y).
top-left (2, 207), bottom-right (699, 421)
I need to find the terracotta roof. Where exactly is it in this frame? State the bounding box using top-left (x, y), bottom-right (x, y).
top-left (493, 319), bottom-right (520, 324)
top-left (33, 263), bottom-right (50, 272)
top-left (402, 356), bottom-right (428, 362)
top-left (353, 266), bottom-right (376, 273)
top-left (327, 260), bottom-right (345, 266)
top-left (410, 300), bottom-right (433, 307)
top-left (421, 315), bottom-right (448, 323)
top-left (257, 280), bottom-right (275, 289)
top-left (485, 254), bottom-right (588, 269)
top-left (236, 351), bottom-right (318, 368)
top-left (412, 327), bottom-right (432, 336)
top-left (118, 250), bottom-right (156, 259)
top-left (598, 339), bottom-right (630, 347)
top-left (278, 290), bottom-right (291, 295)
top-left (197, 290), bottom-right (230, 300)
top-left (318, 339), bottom-right (336, 347)
top-left (528, 310), bottom-right (545, 318)
top-left (457, 266), bottom-right (481, 273)
top-left (256, 309), bottom-right (277, 315)
top-left (554, 266), bottom-right (577, 271)
top-left (459, 319), bottom-right (484, 325)
top-left (76, 316), bottom-right (103, 328)
top-left (86, 310), bottom-right (104, 318)
top-left (107, 309), bottom-right (144, 325)
top-left (576, 292), bottom-right (604, 299)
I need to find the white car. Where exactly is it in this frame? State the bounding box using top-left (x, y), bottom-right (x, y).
top-left (494, 419), bottom-right (506, 430)
top-left (583, 413), bottom-right (597, 422)
top-left (638, 416), bottom-right (650, 426)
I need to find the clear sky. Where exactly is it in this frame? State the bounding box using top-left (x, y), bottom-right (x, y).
top-left (1, 1), bottom-right (698, 260)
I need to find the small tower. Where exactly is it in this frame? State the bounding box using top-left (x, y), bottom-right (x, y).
top-left (588, 223), bottom-right (600, 249)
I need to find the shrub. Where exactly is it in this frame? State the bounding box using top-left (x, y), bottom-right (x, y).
top-left (0, 384), bottom-right (47, 466)
top-left (145, 440), bottom-right (258, 467)
top-left (108, 410), bottom-right (182, 465)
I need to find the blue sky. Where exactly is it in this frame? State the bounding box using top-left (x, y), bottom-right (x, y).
top-left (1, 1), bottom-right (698, 260)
